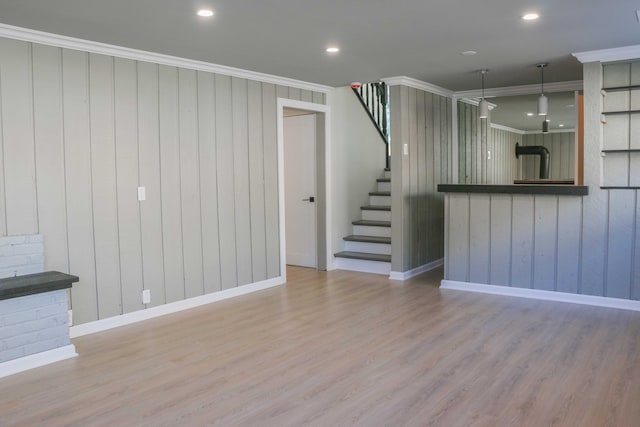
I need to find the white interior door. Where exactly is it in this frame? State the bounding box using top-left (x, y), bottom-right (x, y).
top-left (284, 113), bottom-right (316, 268)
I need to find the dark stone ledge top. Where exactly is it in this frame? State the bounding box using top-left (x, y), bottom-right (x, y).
top-left (437, 184), bottom-right (589, 196)
top-left (0, 271), bottom-right (79, 301)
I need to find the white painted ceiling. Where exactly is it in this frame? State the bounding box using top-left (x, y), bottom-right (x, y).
top-left (489, 92), bottom-right (577, 132)
top-left (0, 0), bottom-right (638, 90)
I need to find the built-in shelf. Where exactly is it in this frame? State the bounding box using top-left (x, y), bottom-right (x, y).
top-left (601, 84), bottom-right (639, 189)
top-left (601, 110), bottom-right (640, 115)
top-left (602, 85), bottom-right (640, 92)
top-left (601, 187), bottom-right (640, 190)
top-left (601, 149), bottom-right (640, 154)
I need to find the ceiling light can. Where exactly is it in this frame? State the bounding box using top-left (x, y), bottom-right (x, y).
top-left (197, 9), bottom-right (214, 17)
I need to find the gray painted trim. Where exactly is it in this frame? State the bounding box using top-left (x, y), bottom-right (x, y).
top-left (438, 184), bottom-right (588, 196)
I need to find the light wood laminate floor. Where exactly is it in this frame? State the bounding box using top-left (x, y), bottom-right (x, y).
top-left (2, 266), bottom-right (640, 426)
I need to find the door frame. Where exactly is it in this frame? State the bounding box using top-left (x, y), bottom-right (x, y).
top-left (277, 98), bottom-right (331, 281)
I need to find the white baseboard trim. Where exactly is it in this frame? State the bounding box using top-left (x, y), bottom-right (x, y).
top-left (389, 258), bottom-right (444, 281)
top-left (70, 276), bottom-right (285, 338)
top-left (441, 280), bottom-right (640, 312)
top-left (0, 344), bottom-right (77, 379)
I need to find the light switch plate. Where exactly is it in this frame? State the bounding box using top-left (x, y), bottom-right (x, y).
top-left (137, 186), bottom-right (146, 201)
top-left (142, 289), bottom-right (151, 304)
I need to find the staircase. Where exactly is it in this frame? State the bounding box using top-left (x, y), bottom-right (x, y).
top-left (334, 169), bottom-right (392, 275)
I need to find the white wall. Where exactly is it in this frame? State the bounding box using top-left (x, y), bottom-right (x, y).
top-left (330, 87), bottom-right (387, 260)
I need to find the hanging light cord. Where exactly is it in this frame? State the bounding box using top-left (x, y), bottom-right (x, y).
top-left (541, 66), bottom-right (544, 95)
top-left (482, 71), bottom-right (485, 100)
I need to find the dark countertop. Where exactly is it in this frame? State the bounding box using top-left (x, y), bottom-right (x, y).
top-left (0, 271), bottom-right (79, 301)
top-left (437, 184), bottom-right (589, 196)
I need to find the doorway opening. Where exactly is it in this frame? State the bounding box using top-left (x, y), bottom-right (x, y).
top-left (277, 99), bottom-right (330, 279)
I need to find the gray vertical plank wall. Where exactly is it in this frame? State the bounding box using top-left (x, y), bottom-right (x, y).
top-left (468, 195), bottom-right (490, 284)
top-left (0, 39), bottom-right (38, 236)
top-left (197, 71), bottom-right (222, 296)
top-left (248, 80), bottom-right (268, 283)
top-left (159, 65), bottom-right (186, 304)
top-left (231, 77), bottom-right (253, 287)
top-left (32, 44), bottom-right (69, 276)
top-left (262, 83), bottom-right (280, 279)
top-left (114, 58), bottom-right (145, 314)
top-left (489, 127), bottom-right (519, 184)
top-left (408, 88), bottom-right (418, 269)
top-left (416, 91), bottom-right (427, 265)
top-left (520, 132), bottom-right (575, 180)
top-left (457, 101), bottom-right (489, 184)
top-left (430, 92), bottom-right (440, 259)
top-left (214, 75), bottom-right (237, 290)
top-left (178, 69), bottom-right (205, 299)
top-left (489, 195), bottom-right (511, 286)
top-left (89, 53), bottom-right (122, 319)
top-left (510, 195), bottom-right (534, 289)
top-left (532, 196), bottom-right (557, 291)
top-left (444, 60), bottom-right (640, 302)
top-left (61, 49), bottom-right (99, 322)
top-left (390, 85), bottom-right (452, 272)
top-left (138, 62), bottom-right (167, 306)
top-left (0, 37), bottom-right (325, 325)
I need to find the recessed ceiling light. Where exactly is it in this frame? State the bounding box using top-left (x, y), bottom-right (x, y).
top-left (559, 124), bottom-right (565, 127)
top-left (566, 104), bottom-right (575, 108)
top-left (197, 9), bottom-right (214, 17)
top-left (527, 112), bottom-right (534, 116)
top-left (545, 119), bottom-right (551, 122)
top-left (522, 13), bottom-right (539, 20)
top-left (461, 50), bottom-right (477, 56)
top-left (326, 47), bottom-right (340, 53)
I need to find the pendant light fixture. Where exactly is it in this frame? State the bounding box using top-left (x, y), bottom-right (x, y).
top-left (537, 63), bottom-right (548, 116)
top-left (479, 69), bottom-right (489, 119)
top-left (542, 117), bottom-right (549, 133)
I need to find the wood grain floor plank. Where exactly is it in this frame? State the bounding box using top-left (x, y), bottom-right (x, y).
top-left (1, 266), bottom-right (640, 426)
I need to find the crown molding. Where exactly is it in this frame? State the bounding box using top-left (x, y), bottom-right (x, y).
top-left (454, 80), bottom-right (583, 99)
top-left (573, 45), bottom-right (640, 64)
top-left (491, 123), bottom-right (575, 135)
top-left (490, 123), bottom-right (525, 134)
top-left (0, 23), bottom-right (332, 94)
top-left (381, 76), bottom-right (454, 98)
top-left (459, 98), bottom-right (496, 109)
top-left (522, 128), bottom-right (575, 135)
